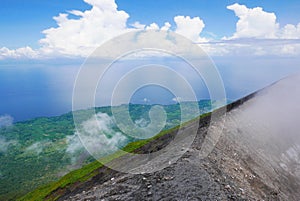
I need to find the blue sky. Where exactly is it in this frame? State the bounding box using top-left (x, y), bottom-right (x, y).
top-left (1, 0), bottom-right (300, 53)
top-left (118, 0), bottom-right (300, 36)
top-left (0, 0), bottom-right (91, 48)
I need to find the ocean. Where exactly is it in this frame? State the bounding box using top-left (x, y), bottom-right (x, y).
top-left (1, 59), bottom-right (296, 123)
top-left (0, 65), bottom-right (79, 122)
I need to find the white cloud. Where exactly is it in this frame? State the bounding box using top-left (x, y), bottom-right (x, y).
top-left (131, 21), bottom-right (146, 30)
top-left (65, 112), bottom-right (129, 164)
top-left (203, 39), bottom-right (300, 56)
top-left (281, 24), bottom-right (300, 39)
top-left (0, 47), bottom-right (38, 60)
top-left (280, 144), bottom-right (300, 177)
top-left (227, 3), bottom-right (279, 39)
top-left (214, 3), bottom-right (300, 56)
top-left (39, 0), bottom-right (130, 57)
top-left (135, 118), bottom-right (150, 128)
top-left (143, 98), bottom-right (150, 103)
top-left (174, 16), bottom-right (206, 42)
top-left (0, 137), bottom-right (9, 153)
top-left (2, 1), bottom-right (300, 59)
top-left (161, 22), bottom-right (172, 31)
top-left (0, 136), bottom-right (15, 153)
top-left (145, 23), bottom-right (160, 31)
top-left (75, 112), bottom-right (128, 158)
top-left (172, 97), bottom-right (182, 102)
top-left (226, 3), bottom-right (300, 40)
top-left (65, 134), bottom-right (85, 165)
top-left (25, 141), bottom-right (47, 155)
top-left (1, 0), bottom-right (206, 59)
top-left (0, 115), bottom-right (13, 128)
top-left (66, 134), bottom-right (84, 155)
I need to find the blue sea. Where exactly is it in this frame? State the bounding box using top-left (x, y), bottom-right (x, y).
top-left (1, 59), bottom-right (298, 123)
top-left (0, 64), bottom-right (208, 122)
top-left (0, 65), bottom-right (80, 122)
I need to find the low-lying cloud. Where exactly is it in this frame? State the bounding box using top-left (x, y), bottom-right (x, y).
top-left (211, 73), bottom-right (300, 179)
top-left (0, 115), bottom-right (13, 128)
top-left (134, 118), bottom-right (150, 128)
top-left (67, 112), bottom-right (128, 162)
top-left (25, 141), bottom-right (48, 155)
top-left (0, 136), bottom-right (15, 153)
top-left (280, 144), bottom-right (300, 177)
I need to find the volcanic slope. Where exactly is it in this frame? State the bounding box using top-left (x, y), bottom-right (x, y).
top-left (28, 74), bottom-right (300, 201)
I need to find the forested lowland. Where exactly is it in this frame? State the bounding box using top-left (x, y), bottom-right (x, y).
top-left (0, 100), bottom-right (218, 200)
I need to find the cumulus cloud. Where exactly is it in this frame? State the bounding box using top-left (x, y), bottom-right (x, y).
top-left (145, 23), bottom-right (160, 31)
top-left (131, 21), bottom-right (146, 30)
top-left (2, 0), bottom-right (300, 58)
top-left (0, 115), bottom-right (13, 128)
top-left (207, 3), bottom-right (300, 56)
top-left (145, 22), bottom-right (171, 31)
top-left (174, 16), bottom-right (206, 42)
top-left (226, 3), bottom-right (279, 39)
top-left (39, 1), bottom-right (206, 57)
top-left (39, 0), bottom-right (130, 57)
top-left (0, 0), bottom-right (208, 59)
top-left (281, 24), bottom-right (300, 39)
top-left (0, 47), bottom-right (38, 60)
top-left (227, 3), bottom-right (300, 40)
top-left (161, 22), bottom-right (172, 31)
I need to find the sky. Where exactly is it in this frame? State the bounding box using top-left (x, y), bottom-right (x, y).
top-left (1, 0), bottom-right (300, 59)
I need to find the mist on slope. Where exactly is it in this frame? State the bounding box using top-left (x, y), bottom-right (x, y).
top-left (0, 136), bottom-right (15, 153)
top-left (25, 141), bottom-right (49, 155)
top-left (66, 112), bottom-right (129, 165)
top-left (213, 73), bottom-right (300, 179)
top-left (0, 115), bottom-right (13, 128)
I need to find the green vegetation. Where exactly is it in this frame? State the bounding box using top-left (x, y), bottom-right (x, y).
top-left (0, 100), bottom-right (215, 201)
top-left (19, 111), bottom-right (212, 201)
top-left (0, 113), bottom-right (76, 200)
